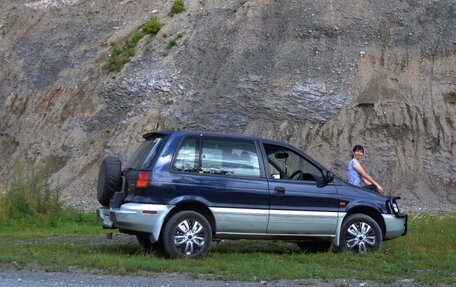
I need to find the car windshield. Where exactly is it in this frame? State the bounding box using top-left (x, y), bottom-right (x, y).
top-left (125, 136), bottom-right (163, 170)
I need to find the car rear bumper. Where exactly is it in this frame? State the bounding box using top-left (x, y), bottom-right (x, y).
top-left (97, 203), bottom-right (174, 242)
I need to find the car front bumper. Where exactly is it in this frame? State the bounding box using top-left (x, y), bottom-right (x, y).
top-left (382, 213), bottom-right (408, 239)
top-left (97, 203), bottom-right (174, 242)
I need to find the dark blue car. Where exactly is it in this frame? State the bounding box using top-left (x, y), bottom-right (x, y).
top-left (97, 131), bottom-right (407, 258)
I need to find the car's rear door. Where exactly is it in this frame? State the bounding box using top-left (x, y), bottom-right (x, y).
top-left (169, 135), bottom-right (270, 233)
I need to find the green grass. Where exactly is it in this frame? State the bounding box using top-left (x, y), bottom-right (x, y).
top-left (1, 169), bottom-right (454, 284)
top-left (0, 210), bottom-right (101, 240)
top-left (0, 167), bottom-right (101, 239)
top-left (0, 212), bottom-right (455, 285)
top-left (170, 0), bottom-right (185, 15)
top-left (108, 16), bottom-right (163, 72)
top-left (0, 167), bottom-right (61, 222)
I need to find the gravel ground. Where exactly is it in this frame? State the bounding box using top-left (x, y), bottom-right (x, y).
top-left (0, 268), bottom-right (423, 287)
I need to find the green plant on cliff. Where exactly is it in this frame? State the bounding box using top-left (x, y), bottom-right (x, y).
top-left (444, 90), bottom-right (456, 104)
top-left (167, 32), bottom-right (185, 49)
top-left (108, 17), bottom-right (164, 72)
top-left (170, 0), bottom-right (185, 15)
top-left (142, 17), bottom-right (164, 35)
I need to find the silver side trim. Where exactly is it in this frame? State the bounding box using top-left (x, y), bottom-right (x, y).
top-left (210, 207), bottom-right (269, 215)
top-left (216, 232), bottom-right (335, 237)
top-left (268, 210), bottom-right (339, 235)
top-left (333, 212), bottom-right (347, 247)
top-left (210, 207), bottom-right (341, 236)
top-left (210, 207), bottom-right (269, 233)
top-left (269, 210), bottom-right (337, 217)
top-left (211, 207), bottom-right (338, 217)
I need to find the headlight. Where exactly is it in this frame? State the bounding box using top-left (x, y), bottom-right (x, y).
top-left (389, 200), bottom-right (400, 214)
top-left (391, 202), bottom-right (400, 213)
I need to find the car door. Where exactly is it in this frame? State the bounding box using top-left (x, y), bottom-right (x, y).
top-left (170, 135), bottom-right (270, 233)
top-left (262, 143), bottom-right (339, 236)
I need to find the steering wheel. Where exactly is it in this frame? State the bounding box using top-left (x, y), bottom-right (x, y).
top-left (289, 170), bottom-right (303, 180)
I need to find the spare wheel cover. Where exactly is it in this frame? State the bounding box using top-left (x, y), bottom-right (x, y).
top-left (97, 156), bottom-right (122, 206)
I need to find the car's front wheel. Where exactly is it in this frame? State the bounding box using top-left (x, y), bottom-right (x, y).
top-left (162, 211), bottom-right (212, 258)
top-left (340, 213), bottom-right (382, 253)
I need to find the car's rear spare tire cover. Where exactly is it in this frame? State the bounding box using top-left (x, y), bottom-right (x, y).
top-left (97, 156), bottom-right (122, 206)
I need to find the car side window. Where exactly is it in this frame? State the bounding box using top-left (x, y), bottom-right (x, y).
top-left (264, 144), bottom-right (322, 181)
top-left (201, 138), bottom-right (261, 177)
top-left (172, 137), bottom-right (198, 172)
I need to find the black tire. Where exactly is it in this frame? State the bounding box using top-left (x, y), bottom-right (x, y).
top-left (297, 240), bottom-right (332, 253)
top-left (162, 211), bottom-right (212, 259)
top-left (136, 233), bottom-right (153, 250)
top-left (97, 156), bottom-right (122, 207)
top-left (340, 213), bottom-right (382, 253)
top-left (136, 233), bottom-right (164, 253)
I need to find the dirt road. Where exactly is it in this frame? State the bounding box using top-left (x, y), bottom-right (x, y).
top-left (0, 268), bottom-right (397, 287)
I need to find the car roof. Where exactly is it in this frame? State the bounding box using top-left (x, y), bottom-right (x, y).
top-left (143, 130), bottom-right (327, 171)
top-left (143, 130), bottom-right (288, 145)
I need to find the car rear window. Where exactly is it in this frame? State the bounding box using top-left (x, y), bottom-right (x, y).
top-left (125, 136), bottom-right (163, 170)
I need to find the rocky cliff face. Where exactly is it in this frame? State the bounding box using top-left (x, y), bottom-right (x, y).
top-left (0, 0), bottom-right (455, 211)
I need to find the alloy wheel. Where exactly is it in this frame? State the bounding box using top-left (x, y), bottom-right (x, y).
top-left (344, 221), bottom-right (376, 252)
top-left (173, 219), bottom-right (207, 256)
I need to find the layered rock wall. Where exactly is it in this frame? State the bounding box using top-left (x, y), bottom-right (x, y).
top-left (0, 0), bottom-right (454, 211)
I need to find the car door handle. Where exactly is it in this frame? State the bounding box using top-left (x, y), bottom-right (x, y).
top-left (275, 187), bottom-right (285, 195)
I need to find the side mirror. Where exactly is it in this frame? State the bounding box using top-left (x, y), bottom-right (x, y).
top-left (324, 171), bottom-right (334, 183)
top-left (271, 173), bottom-right (281, 180)
top-left (316, 171), bottom-right (334, 188)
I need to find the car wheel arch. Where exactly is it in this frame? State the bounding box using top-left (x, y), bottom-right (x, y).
top-left (344, 205), bottom-right (386, 238)
top-left (162, 200), bottom-right (216, 238)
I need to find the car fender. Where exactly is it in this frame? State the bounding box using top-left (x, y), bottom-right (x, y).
top-left (163, 195), bottom-right (217, 233)
top-left (167, 195), bottom-right (213, 207)
top-left (333, 200), bottom-right (385, 247)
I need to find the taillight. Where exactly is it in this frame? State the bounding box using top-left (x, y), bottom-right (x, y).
top-left (136, 171), bottom-right (151, 188)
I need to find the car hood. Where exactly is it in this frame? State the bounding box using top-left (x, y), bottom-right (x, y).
top-left (333, 176), bottom-right (390, 200)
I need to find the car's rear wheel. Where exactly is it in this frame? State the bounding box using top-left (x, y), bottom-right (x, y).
top-left (340, 213), bottom-right (382, 253)
top-left (136, 233), bottom-right (152, 250)
top-left (97, 156), bottom-right (122, 207)
top-left (136, 233), bottom-right (164, 253)
top-left (162, 211), bottom-right (212, 259)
